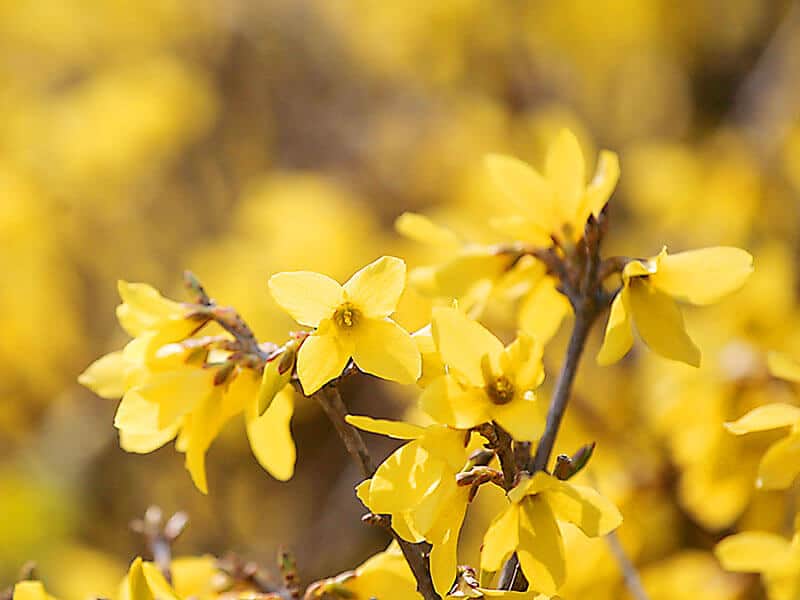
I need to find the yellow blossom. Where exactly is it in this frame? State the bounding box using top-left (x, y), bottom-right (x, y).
top-left (347, 415), bottom-right (473, 596)
top-left (716, 522), bottom-right (800, 600)
top-left (79, 282), bottom-right (296, 494)
top-left (480, 472), bottom-right (621, 596)
top-left (486, 129), bottom-right (619, 245)
top-left (269, 256), bottom-right (421, 394)
top-left (597, 246), bottom-right (753, 367)
top-left (11, 581), bottom-right (59, 600)
top-left (420, 307), bottom-right (545, 440)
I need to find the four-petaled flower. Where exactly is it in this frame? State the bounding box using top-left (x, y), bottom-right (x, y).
top-left (597, 247), bottom-right (753, 367)
top-left (269, 256), bottom-right (421, 395)
top-left (420, 307), bottom-right (545, 441)
top-left (481, 472), bottom-right (622, 596)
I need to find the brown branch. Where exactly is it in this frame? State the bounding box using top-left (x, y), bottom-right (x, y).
top-left (476, 423), bottom-right (517, 490)
top-left (130, 507), bottom-right (189, 584)
top-left (606, 531), bottom-right (651, 600)
top-left (311, 384), bottom-right (441, 600)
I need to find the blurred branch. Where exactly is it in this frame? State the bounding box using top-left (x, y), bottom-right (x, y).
top-left (606, 531), bottom-right (650, 600)
top-left (130, 506), bottom-right (189, 584)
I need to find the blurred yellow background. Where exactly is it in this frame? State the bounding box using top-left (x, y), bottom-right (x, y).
top-left (3, 1), bottom-right (800, 598)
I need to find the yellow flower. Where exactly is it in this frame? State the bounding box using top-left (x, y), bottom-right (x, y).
top-left (724, 399), bottom-right (800, 490)
top-left (11, 581), bottom-right (59, 600)
top-left (80, 283), bottom-right (296, 494)
top-left (269, 256), bottom-right (421, 394)
top-left (347, 415), bottom-right (473, 596)
top-left (716, 523), bottom-right (800, 600)
top-left (486, 129), bottom-right (619, 245)
top-left (481, 472), bottom-right (622, 596)
top-left (420, 307), bottom-right (545, 440)
top-left (597, 247), bottom-right (753, 367)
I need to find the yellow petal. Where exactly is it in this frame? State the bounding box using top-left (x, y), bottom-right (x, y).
top-left (419, 375), bottom-right (490, 430)
top-left (429, 497), bottom-right (469, 596)
top-left (12, 581), bottom-right (49, 600)
top-left (115, 391), bottom-right (168, 436)
top-left (223, 367), bottom-right (262, 419)
top-left (395, 212), bottom-right (460, 246)
top-left (714, 532), bottom-right (791, 572)
top-left (134, 368), bottom-right (214, 428)
top-left (580, 149), bottom-right (619, 220)
top-left (184, 387), bottom-right (229, 494)
top-left (545, 129), bottom-right (585, 223)
top-left (433, 307), bottom-right (504, 386)
top-left (596, 288), bottom-right (634, 366)
top-left (127, 558), bottom-right (155, 600)
top-left (500, 332), bottom-right (544, 392)
top-left (246, 387), bottom-right (296, 481)
top-left (433, 251), bottom-right (511, 300)
top-left (344, 256), bottom-right (407, 318)
top-left (140, 563), bottom-right (181, 600)
top-left (542, 482), bottom-right (622, 537)
top-left (518, 277), bottom-right (570, 345)
top-left (628, 279), bottom-right (700, 367)
top-left (724, 403), bottom-right (800, 434)
top-left (481, 505), bottom-right (520, 572)
top-left (351, 317), bottom-right (421, 384)
top-left (768, 351), bottom-right (800, 383)
top-left (268, 271), bottom-right (344, 327)
top-left (346, 414), bottom-right (426, 439)
top-left (485, 154), bottom-right (557, 233)
top-left (492, 395), bottom-right (545, 441)
top-left (490, 216), bottom-right (551, 246)
top-left (116, 281), bottom-right (186, 336)
top-left (517, 497), bottom-right (565, 596)
top-left (120, 426), bottom-right (180, 454)
top-left (79, 351), bottom-right (127, 398)
top-left (650, 247), bottom-right (753, 305)
top-left (757, 433), bottom-right (800, 490)
top-left (296, 329), bottom-right (351, 395)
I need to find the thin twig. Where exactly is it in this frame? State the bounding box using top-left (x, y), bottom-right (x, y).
top-left (311, 384), bottom-right (441, 599)
top-left (606, 531), bottom-right (650, 600)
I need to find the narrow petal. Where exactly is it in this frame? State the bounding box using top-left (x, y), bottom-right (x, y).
top-left (724, 404), bottom-right (800, 434)
top-left (432, 307), bottom-right (504, 386)
top-left (481, 505), bottom-right (520, 572)
top-left (419, 375), bottom-right (490, 430)
top-left (79, 351), bottom-right (127, 398)
top-left (395, 212), bottom-right (460, 247)
top-left (120, 426), bottom-right (179, 454)
top-left (485, 154), bottom-right (558, 232)
top-left (115, 390), bottom-right (172, 440)
top-left (492, 396), bottom-right (545, 441)
top-left (344, 256), bottom-right (407, 318)
top-left (757, 433), bottom-right (800, 490)
top-left (134, 368), bottom-right (213, 429)
top-left (12, 582), bottom-right (49, 600)
top-left (715, 532), bottom-right (792, 572)
top-left (543, 482), bottom-right (622, 537)
top-left (433, 251), bottom-right (511, 300)
top-left (596, 288), bottom-right (634, 366)
top-left (246, 388), bottom-right (296, 481)
top-left (545, 129), bottom-right (585, 222)
top-left (140, 562), bottom-right (182, 600)
top-left (428, 495), bottom-right (469, 595)
top-left (518, 277), bottom-right (571, 345)
top-left (768, 351), bottom-right (800, 383)
top-left (296, 330), bottom-right (351, 395)
top-left (351, 318), bottom-right (421, 384)
top-left (116, 281), bottom-right (185, 336)
top-left (517, 498), bottom-right (566, 596)
top-left (580, 149), bottom-right (620, 220)
top-left (185, 387), bottom-right (229, 494)
top-left (628, 279), bottom-right (700, 367)
top-left (650, 247), bottom-right (753, 305)
top-left (268, 271), bottom-right (343, 327)
top-left (128, 557), bottom-right (156, 600)
top-left (346, 414), bottom-right (426, 440)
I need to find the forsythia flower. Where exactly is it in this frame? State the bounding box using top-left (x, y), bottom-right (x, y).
top-left (420, 307), bottom-right (545, 441)
top-left (597, 247), bottom-right (753, 367)
top-left (716, 521), bottom-right (800, 600)
top-left (80, 282), bottom-right (296, 493)
top-left (486, 129), bottom-right (619, 245)
top-left (481, 472), bottom-right (622, 596)
top-left (11, 581), bottom-right (59, 600)
top-left (724, 399), bottom-right (800, 490)
top-left (269, 256), bottom-right (421, 395)
top-left (347, 415), bottom-right (473, 596)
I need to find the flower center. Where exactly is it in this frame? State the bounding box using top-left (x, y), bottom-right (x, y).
top-left (486, 375), bottom-right (515, 405)
top-left (333, 302), bottom-right (360, 328)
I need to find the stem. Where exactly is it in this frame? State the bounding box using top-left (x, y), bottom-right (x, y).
top-left (314, 385), bottom-right (375, 477)
top-left (606, 531), bottom-right (651, 600)
top-left (499, 306), bottom-right (598, 590)
top-left (312, 384), bottom-right (441, 600)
